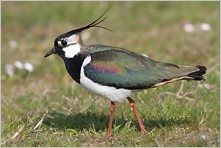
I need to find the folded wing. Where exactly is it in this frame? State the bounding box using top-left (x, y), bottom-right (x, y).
top-left (83, 45), bottom-right (206, 90)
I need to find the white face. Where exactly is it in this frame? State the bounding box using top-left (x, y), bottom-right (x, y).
top-left (63, 44), bottom-right (81, 58)
top-left (59, 34), bottom-right (81, 58)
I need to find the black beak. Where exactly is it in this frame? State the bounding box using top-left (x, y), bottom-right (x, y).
top-left (44, 47), bottom-right (56, 58)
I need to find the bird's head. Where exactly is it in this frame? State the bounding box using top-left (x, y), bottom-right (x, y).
top-left (44, 10), bottom-right (111, 59)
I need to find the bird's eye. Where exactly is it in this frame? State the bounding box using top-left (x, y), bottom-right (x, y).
top-left (61, 40), bottom-right (67, 46)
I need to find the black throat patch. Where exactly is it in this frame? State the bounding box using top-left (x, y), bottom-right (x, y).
top-left (63, 54), bottom-right (86, 84)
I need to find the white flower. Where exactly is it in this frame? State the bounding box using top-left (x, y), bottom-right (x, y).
top-left (201, 135), bottom-right (207, 140)
top-left (200, 23), bottom-right (211, 31)
top-left (9, 40), bottom-right (17, 49)
top-left (5, 64), bottom-right (14, 76)
top-left (14, 61), bottom-right (24, 70)
top-left (183, 23), bottom-right (195, 33)
top-left (24, 63), bottom-right (34, 72)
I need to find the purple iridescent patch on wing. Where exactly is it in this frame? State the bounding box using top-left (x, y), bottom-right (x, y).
top-left (91, 63), bottom-right (120, 74)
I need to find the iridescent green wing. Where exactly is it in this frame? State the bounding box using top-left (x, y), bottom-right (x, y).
top-left (84, 45), bottom-right (199, 89)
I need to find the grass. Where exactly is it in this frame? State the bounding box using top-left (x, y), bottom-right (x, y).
top-left (1, 1), bottom-right (220, 147)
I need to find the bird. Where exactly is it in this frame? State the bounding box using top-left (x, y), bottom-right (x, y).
top-left (44, 11), bottom-right (206, 136)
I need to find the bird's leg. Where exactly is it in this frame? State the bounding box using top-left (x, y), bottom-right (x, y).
top-left (108, 101), bottom-right (115, 136)
top-left (127, 97), bottom-right (147, 134)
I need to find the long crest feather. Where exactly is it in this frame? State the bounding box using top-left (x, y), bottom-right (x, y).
top-left (64, 10), bottom-right (112, 37)
top-left (81, 10), bottom-right (112, 32)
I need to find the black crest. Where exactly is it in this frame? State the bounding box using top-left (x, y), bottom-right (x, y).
top-left (59, 10), bottom-right (112, 39)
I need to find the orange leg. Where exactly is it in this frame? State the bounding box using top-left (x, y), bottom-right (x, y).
top-left (108, 101), bottom-right (115, 136)
top-left (127, 97), bottom-right (147, 134)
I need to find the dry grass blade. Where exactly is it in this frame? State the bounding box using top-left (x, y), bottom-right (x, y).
top-left (176, 80), bottom-right (184, 96)
top-left (34, 110), bottom-right (48, 130)
top-left (11, 125), bottom-right (24, 140)
top-left (155, 139), bottom-right (162, 147)
top-left (162, 91), bottom-right (195, 101)
top-left (161, 81), bottom-right (195, 101)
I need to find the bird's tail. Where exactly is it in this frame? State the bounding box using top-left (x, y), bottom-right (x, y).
top-left (186, 65), bottom-right (207, 80)
top-left (152, 65), bottom-right (206, 88)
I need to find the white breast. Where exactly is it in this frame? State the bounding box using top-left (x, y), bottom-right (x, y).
top-left (80, 56), bottom-right (132, 102)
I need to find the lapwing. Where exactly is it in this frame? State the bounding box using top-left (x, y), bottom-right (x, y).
top-left (44, 11), bottom-right (206, 136)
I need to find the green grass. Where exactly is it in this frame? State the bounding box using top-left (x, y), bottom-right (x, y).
top-left (1, 1), bottom-right (220, 147)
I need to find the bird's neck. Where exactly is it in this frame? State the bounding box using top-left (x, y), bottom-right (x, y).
top-left (63, 54), bottom-right (86, 84)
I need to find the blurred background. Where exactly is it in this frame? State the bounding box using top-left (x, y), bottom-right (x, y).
top-left (1, 1), bottom-right (220, 147)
